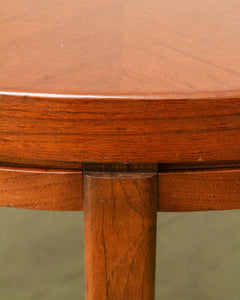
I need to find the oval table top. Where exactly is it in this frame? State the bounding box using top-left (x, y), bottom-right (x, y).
top-left (1, 0), bottom-right (240, 166)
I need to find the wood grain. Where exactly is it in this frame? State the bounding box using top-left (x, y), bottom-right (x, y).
top-left (1, 0), bottom-right (240, 96)
top-left (158, 168), bottom-right (240, 212)
top-left (1, 165), bottom-right (240, 212)
top-left (1, 0), bottom-right (240, 165)
top-left (84, 172), bottom-right (157, 300)
top-left (0, 167), bottom-right (83, 211)
top-left (1, 94), bottom-right (239, 165)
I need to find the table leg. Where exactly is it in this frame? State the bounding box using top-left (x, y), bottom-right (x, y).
top-left (84, 172), bottom-right (157, 300)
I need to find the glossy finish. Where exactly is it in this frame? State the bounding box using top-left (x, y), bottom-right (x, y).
top-left (1, 1), bottom-right (240, 299)
top-left (0, 167), bottom-right (83, 210)
top-left (1, 0), bottom-right (240, 165)
top-left (159, 168), bottom-right (240, 212)
top-left (1, 94), bottom-right (239, 164)
top-left (84, 173), bottom-right (157, 300)
top-left (1, 0), bottom-right (240, 96)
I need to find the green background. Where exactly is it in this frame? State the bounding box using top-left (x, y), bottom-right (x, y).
top-left (0, 208), bottom-right (240, 299)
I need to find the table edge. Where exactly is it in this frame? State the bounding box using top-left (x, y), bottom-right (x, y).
top-left (1, 90), bottom-right (240, 101)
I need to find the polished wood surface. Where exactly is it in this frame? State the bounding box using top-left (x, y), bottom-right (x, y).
top-left (1, 0), bottom-right (240, 165)
top-left (1, 166), bottom-right (240, 212)
top-left (1, 94), bottom-right (239, 164)
top-left (84, 172), bottom-right (157, 300)
top-left (1, 1), bottom-right (240, 298)
top-left (0, 167), bottom-right (83, 211)
top-left (158, 168), bottom-right (240, 212)
top-left (1, 0), bottom-right (240, 96)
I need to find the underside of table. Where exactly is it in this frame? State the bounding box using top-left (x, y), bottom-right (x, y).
top-left (0, 162), bottom-right (240, 300)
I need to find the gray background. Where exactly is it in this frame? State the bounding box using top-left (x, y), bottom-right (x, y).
top-left (0, 208), bottom-right (240, 299)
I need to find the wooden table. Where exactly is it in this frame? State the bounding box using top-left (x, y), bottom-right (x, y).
top-left (1, 0), bottom-right (240, 299)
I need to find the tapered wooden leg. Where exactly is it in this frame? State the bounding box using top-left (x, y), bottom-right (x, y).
top-left (84, 173), bottom-right (157, 300)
